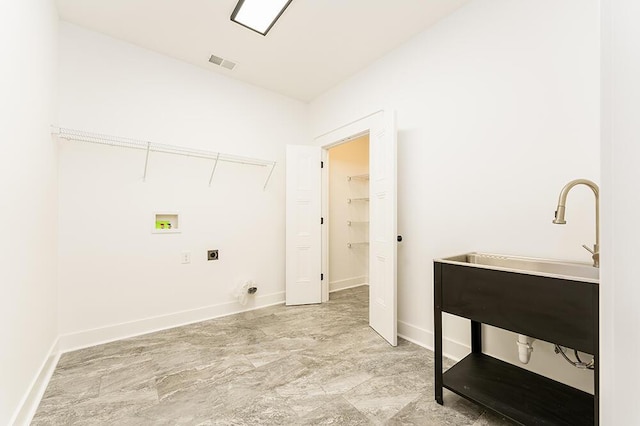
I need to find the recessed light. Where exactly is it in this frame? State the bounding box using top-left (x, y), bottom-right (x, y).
top-left (230, 0), bottom-right (293, 36)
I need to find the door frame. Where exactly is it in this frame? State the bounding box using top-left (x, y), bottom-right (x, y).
top-left (313, 110), bottom-right (385, 303)
top-left (319, 130), bottom-right (370, 302)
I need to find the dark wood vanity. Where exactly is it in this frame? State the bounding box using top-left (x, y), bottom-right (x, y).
top-left (434, 254), bottom-right (599, 425)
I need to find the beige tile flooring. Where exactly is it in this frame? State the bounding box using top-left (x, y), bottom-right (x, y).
top-left (32, 286), bottom-right (515, 425)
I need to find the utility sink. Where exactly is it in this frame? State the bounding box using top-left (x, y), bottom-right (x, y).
top-left (433, 252), bottom-right (600, 424)
top-left (437, 252), bottom-right (599, 283)
top-left (434, 252), bottom-right (599, 354)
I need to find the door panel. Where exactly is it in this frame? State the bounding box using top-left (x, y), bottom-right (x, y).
top-left (285, 145), bottom-right (322, 305)
top-left (368, 113), bottom-right (398, 346)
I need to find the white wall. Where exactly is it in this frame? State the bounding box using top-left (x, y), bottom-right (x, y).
top-left (328, 136), bottom-right (369, 291)
top-left (600, 0), bottom-right (640, 423)
top-left (0, 1), bottom-right (59, 424)
top-left (57, 23), bottom-right (309, 349)
top-left (311, 0), bottom-right (599, 392)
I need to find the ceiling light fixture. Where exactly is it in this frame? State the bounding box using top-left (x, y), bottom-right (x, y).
top-left (230, 0), bottom-right (293, 36)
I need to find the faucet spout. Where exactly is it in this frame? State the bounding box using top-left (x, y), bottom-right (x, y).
top-left (552, 179), bottom-right (600, 268)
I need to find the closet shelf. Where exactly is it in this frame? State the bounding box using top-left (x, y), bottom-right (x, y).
top-left (347, 174), bottom-right (369, 181)
top-left (347, 220), bottom-right (369, 226)
top-left (52, 126), bottom-right (277, 190)
top-left (347, 242), bottom-right (369, 248)
top-left (347, 197), bottom-right (370, 203)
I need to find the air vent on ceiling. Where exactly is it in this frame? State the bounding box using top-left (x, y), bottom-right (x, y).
top-left (221, 60), bottom-right (236, 70)
top-left (209, 54), bottom-right (236, 70)
top-left (209, 55), bottom-right (223, 65)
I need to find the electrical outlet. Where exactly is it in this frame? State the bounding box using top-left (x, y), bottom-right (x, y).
top-left (181, 251), bottom-right (191, 264)
top-left (207, 249), bottom-right (219, 261)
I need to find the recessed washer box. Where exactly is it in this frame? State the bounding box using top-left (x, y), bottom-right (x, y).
top-left (153, 212), bottom-right (180, 234)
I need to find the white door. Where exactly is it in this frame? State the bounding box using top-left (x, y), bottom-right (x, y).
top-left (368, 112), bottom-right (398, 346)
top-left (285, 145), bottom-right (322, 305)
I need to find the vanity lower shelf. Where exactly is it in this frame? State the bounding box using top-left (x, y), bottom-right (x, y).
top-left (444, 353), bottom-right (594, 425)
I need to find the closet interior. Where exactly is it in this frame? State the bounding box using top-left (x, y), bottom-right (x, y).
top-left (328, 134), bottom-right (370, 294)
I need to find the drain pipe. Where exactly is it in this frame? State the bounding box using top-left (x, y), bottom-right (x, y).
top-left (516, 334), bottom-right (535, 364)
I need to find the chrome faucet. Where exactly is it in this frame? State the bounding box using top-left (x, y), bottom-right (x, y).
top-left (552, 179), bottom-right (600, 268)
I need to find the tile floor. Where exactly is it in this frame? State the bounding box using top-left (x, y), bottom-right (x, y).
top-left (32, 286), bottom-right (515, 425)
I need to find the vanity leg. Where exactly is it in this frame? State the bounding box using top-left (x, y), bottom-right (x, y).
top-left (434, 263), bottom-right (443, 405)
top-left (471, 320), bottom-right (482, 353)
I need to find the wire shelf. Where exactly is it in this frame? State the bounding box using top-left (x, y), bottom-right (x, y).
top-left (347, 197), bottom-right (370, 203)
top-left (347, 242), bottom-right (369, 248)
top-left (53, 127), bottom-right (277, 190)
top-left (347, 174), bottom-right (369, 182)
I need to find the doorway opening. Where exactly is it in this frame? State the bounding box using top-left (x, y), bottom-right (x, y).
top-left (326, 135), bottom-right (370, 304)
top-left (286, 109), bottom-right (396, 345)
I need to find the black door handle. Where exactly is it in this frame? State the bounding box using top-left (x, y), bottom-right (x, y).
top-left (397, 235), bottom-right (403, 242)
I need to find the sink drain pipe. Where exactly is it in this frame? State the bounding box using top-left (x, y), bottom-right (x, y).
top-left (516, 334), bottom-right (535, 364)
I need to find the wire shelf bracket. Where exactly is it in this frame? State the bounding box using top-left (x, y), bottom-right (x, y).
top-left (208, 153), bottom-right (220, 187)
top-left (52, 126), bottom-right (277, 190)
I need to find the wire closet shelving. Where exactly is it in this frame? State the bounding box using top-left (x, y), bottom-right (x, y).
top-left (52, 127), bottom-right (277, 190)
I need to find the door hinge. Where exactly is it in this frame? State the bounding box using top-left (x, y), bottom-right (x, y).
top-left (321, 161), bottom-right (324, 168)
top-left (321, 273), bottom-right (324, 281)
top-left (321, 217), bottom-right (324, 225)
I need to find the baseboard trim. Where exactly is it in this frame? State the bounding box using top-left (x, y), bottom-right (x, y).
top-left (329, 276), bottom-right (368, 293)
top-left (397, 320), bottom-right (469, 362)
top-left (11, 337), bottom-right (61, 426)
top-left (58, 291), bottom-right (285, 354)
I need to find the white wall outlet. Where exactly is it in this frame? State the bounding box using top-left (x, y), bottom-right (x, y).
top-left (181, 251), bottom-right (191, 264)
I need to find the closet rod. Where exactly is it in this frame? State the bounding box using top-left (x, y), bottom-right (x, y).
top-left (53, 127), bottom-right (277, 189)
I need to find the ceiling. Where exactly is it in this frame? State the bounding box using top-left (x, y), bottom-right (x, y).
top-left (56, 0), bottom-right (470, 102)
